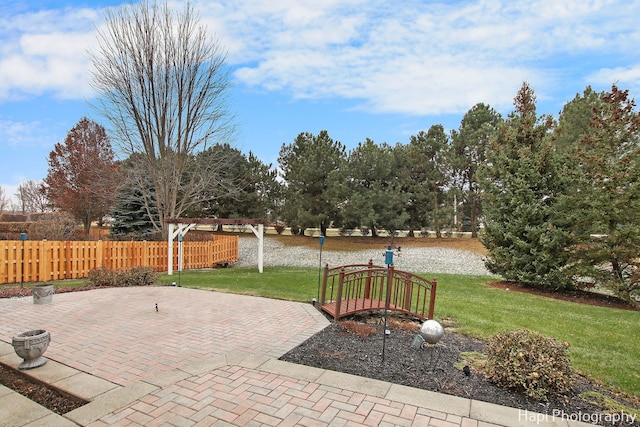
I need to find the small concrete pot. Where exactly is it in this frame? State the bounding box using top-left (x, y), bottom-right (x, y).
top-left (12, 329), bottom-right (51, 369)
top-left (32, 284), bottom-right (54, 304)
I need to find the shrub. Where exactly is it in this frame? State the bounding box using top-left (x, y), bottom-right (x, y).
top-left (28, 212), bottom-right (78, 240)
top-left (120, 266), bottom-right (159, 287)
top-left (486, 329), bottom-right (572, 401)
top-left (87, 266), bottom-right (159, 287)
top-left (87, 267), bottom-right (118, 287)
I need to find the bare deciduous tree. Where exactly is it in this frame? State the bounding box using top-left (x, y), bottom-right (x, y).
top-left (16, 180), bottom-right (50, 214)
top-left (28, 212), bottom-right (78, 241)
top-left (90, 1), bottom-right (235, 237)
top-left (0, 186), bottom-right (9, 212)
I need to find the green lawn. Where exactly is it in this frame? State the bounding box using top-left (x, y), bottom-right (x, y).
top-left (157, 267), bottom-right (640, 397)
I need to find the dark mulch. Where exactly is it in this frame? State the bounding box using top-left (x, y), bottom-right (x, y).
top-left (280, 316), bottom-right (639, 426)
top-left (0, 363), bottom-right (87, 414)
top-left (487, 281), bottom-right (639, 312)
top-left (0, 285), bottom-right (108, 300)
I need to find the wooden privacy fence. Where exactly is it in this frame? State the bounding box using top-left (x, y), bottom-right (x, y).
top-left (0, 236), bottom-right (238, 285)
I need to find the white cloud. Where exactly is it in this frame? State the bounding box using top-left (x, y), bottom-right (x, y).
top-left (588, 65), bottom-right (640, 97)
top-left (198, 0), bottom-right (640, 115)
top-left (0, 7), bottom-right (99, 101)
top-left (0, 119), bottom-right (60, 148)
top-left (1, 0), bottom-right (639, 115)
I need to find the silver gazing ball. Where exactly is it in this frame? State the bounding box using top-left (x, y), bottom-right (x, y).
top-left (419, 320), bottom-right (444, 344)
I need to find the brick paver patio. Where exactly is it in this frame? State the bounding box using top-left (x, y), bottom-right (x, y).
top-left (0, 286), bottom-right (587, 426)
top-left (0, 286), bottom-right (327, 386)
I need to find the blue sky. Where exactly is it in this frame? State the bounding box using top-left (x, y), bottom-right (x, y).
top-left (1, 0), bottom-right (639, 204)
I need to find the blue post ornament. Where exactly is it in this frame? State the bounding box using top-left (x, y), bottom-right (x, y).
top-left (385, 247), bottom-right (394, 266)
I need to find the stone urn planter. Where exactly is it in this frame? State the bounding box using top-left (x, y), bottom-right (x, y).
top-left (12, 329), bottom-right (51, 369)
top-left (32, 283), bottom-right (54, 304)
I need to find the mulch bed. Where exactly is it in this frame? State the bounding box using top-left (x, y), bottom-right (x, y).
top-left (487, 281), bottom-right (639, 312)
top-left (0, 363), bottom-right (87, 414)
top-left (280, 317), bottom-right (640, 426)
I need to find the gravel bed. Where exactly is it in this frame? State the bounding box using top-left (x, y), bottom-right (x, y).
top-left (236, 236), bottom-right (494, 276)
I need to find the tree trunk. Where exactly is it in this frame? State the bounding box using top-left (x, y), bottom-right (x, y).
top-left (434, 194), bottom-right (441, 239)
top-left (470, 197), bottom-right (478, 238)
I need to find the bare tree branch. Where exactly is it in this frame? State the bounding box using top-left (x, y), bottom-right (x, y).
top-left (15, 180), bottom-right (51, 214)
top-left (0, 186), bottom-right (9, 212)
top-left (89, 1), bottom-right (235, 236)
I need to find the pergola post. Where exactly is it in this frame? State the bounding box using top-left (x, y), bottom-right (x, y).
top-left (247, 223), bottom-right (264, 273)
top-left (167, 222), bottom-right (196, 275)
top-left (168, 223), bottom-right (175, 275)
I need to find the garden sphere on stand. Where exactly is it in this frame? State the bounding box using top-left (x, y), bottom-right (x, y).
top-left (419, 319), bottom-right (444, 345)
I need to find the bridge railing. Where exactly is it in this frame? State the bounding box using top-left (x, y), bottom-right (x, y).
top-left (320, 262), bottom-right (437, 321)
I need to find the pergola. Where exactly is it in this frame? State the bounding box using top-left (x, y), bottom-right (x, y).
top-left (164, 218), bottom-right (269, 274)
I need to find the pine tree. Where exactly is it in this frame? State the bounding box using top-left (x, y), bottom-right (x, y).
top-left (480, 83), bottom-right (574, 290)
top-left (406, 125), bottom-right (450, 237)
top-left (110, 158), bottom-right (158, 238)
top-left (278, 131), bottom-right (346, 235)
top-left (565, 85), bottom-right (640, 302)
top-left (450, 104), bottom-right (502, 237)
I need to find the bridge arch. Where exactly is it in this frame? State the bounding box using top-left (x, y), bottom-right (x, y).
top-left (319, 260), bottom-right (437, 321)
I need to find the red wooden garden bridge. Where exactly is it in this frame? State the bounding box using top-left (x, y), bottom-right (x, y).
top-left (319, 260), bottom-right (437, 321)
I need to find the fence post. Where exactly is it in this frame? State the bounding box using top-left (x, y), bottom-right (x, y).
top-left (320, 264), bottom-right (329, 305)
top-left (334, 268), bottom-right (345, 321)
top-left (386, 265), bottom-right (394, 309)
top-left (403, 274), bottom-right (413, 312)
top-left (364, 259), bottom-right (373, 299)
top-left (428, 279), bottom-right (437, 320)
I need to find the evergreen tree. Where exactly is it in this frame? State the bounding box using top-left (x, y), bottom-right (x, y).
top-left (187, 144), bottom-right (248, 219)
top-left (278, 131), bottom-right (346, 235)
top-left (110, 156), bottom-right (159, 238)
top-left (183, 145), bottom-right (281, 221)
top-left (406, 125), bottom-right (450, 237)
top-left (554, 86), bottom-right (602, 153)
top-left (480, 83), bottom-right (574, 290)
top-left (450, 104), bottom-right (502, 237)
top-left (343, 139), bottom-right (408, 237)
top-left (244, 152), bottom-right (282, 220)
top-left (564, 85), bottom-right (640, 302)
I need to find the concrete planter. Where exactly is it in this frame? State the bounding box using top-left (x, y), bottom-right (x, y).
top-left (12, 329), bottom-right (51, 369)
top-left (32, 284), bottom-right (54, 304)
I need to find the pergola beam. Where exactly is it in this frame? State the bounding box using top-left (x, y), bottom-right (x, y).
top-left (165, 218), bottom-right (268, 225)
top-left (165, 218), bottom-right (268, 274)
